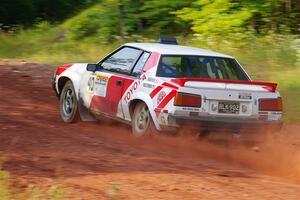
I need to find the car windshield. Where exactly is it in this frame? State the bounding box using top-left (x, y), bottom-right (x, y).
top-left (156, 55), bottom-right (249, 80)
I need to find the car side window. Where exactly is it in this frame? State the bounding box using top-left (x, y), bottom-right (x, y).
top-left (131, 52), bottom-right (150, 77)
top-left (157, 56), bottom-right (181, 77)
top-left (101, 47), bottom-right (142, 75)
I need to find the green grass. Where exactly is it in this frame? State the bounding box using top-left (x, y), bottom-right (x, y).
top-left (0, 157), bottom-right (65, 200)
top-left (0, 22), bottom-right (120, 65)
top-left (271, 68), bottom-right (300, 122)
top-left (0, 170), bottom-right (11, 200)
top-left (0, 170), bottom-right (65, 200)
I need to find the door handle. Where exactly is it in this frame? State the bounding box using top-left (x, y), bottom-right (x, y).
top-left (116, 80), bottom-right (123, 86)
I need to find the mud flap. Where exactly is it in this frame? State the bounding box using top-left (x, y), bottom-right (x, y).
top-left (78, 92), bottom-right (96, 122)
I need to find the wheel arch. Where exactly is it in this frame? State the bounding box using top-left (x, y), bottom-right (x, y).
top-left (128, 99), bottom-right (143, 119)
top-left (128, 94), bottom-right (161, 131)
top-left (57, 76), bottom-right (71, 96)
top-left (57, 76), bottom-right (95, 122)
top-left (56, 63), bottom-right (88, 99)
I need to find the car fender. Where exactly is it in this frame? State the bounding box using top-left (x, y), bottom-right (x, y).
top-left (56, 63), bottom-right (89, 99)
top-left (56, 63), bottom-right (96, 121)
top-left (129, 92), bottom-right (161, 131)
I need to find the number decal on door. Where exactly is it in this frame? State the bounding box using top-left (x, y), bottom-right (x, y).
top-left (94, 74), bottom-right (109, 97)
top-left (88, 76), bottom-right (95, 92)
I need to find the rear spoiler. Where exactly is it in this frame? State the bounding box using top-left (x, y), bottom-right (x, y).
top-left (171, 78), bottom-right (277, 92)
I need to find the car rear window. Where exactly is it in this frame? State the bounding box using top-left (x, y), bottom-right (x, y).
top-left (156, 55), bottom-right (249, 81)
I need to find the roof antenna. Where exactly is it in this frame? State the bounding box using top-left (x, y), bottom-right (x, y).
top-left (158, 36), bottom-right (178, 45)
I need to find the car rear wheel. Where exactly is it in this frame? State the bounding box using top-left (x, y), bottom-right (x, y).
top-left (60, 80), bottom-right (79, 123)
top-left (132, 102), bottom-right (157, 137)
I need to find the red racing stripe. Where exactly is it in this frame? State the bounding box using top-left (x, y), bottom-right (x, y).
top-left (150, 86), bottom-right (163, 98)
top-left (150, 82), bottom-right (179, 99)
top-left (262, 86), bottom-right (275, 92)
top-left (162, 82), bottom-right (179, 90)
top-left (56, 63), bottom-right (73, 76)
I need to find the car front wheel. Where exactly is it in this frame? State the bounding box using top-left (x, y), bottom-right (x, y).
top-left (60, 80), bottom-right (79, 123)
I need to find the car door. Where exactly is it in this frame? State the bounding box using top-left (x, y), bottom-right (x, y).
top-left (89, 47), bottom-right (143, 117)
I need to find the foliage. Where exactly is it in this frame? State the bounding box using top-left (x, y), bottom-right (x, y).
top-left (174, 0), bottom-right (300, 37)
top-left (174, 0), bottom-right (252, 37)
top-left (63, 1), bottom-right (119, 42)
top-left (1, 0), bottom-right (299, 37)
top-left (62, 0), bottom-right (192, 42)
top-left (0, 0), bottom-right (99, 27)
top-left (139, 0), bottom-right (192, 33)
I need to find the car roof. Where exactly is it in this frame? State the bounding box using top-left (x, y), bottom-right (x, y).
top-left (124, 43), bottom-right (233, 58)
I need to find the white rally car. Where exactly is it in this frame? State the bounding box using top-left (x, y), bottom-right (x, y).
top-left (52, 37), bottom-right (283, 137)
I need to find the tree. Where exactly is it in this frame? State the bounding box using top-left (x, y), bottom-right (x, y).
top-left (174, 0), bottom-right (252, 37)
top-left (140, 0), bottom-right (192, 33)
top-left (0, 0), bottom-right (99, 28)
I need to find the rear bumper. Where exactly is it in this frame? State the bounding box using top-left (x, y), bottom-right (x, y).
top-left (168, 115), bottom-right (283, 133)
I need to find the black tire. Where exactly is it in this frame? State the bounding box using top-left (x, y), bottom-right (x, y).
top-left (59, 80), bottom-right (79, 123)
top-left (131, 102), bottom-right (158, 137)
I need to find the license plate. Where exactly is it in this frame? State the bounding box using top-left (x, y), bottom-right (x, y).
top-left (218, 102), bottom-right (240, 114)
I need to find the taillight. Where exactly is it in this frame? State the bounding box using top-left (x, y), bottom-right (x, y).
top-left (174, 93), bottom-right (201, 107)
top-left (259, 98), bottom-right (283, 111)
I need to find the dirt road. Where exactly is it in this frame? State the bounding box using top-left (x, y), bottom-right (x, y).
top-left (0, 61), bottom-right (300, 199)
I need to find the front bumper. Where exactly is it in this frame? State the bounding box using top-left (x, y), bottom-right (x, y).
top-left (168, 114), bottom-right (283, 133)
top-left (51, 77), bottom-right (59, 97)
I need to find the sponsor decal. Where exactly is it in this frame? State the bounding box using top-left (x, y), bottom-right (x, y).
top-left (155, 90), bottom-right (177, 116)
top-left (147, 77), bottom-right (159, 83)
top-left (182, 107), bottom-right (200, 111)
top-left (238, 93), bottom-right (252, 100)
top-left (157, 91), bottom-right (166, 105)
top-left (124, 74), bottom-right (147, 103)
top-left (143, 83), bottom-right (155, 89)
top-left (94, 74), bottom-right (108, 97)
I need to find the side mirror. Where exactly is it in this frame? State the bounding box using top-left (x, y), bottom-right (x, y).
top-left (86, 63), bottom-right (97, 72)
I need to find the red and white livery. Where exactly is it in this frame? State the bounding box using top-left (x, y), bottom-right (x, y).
top-left (52, 37), bottom-right (283, 137)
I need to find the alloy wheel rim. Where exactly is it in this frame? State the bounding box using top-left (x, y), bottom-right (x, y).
top-left (136, 105), bottom-right (150, 133)
top-left (63, 88), bottom-right (74, 116)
